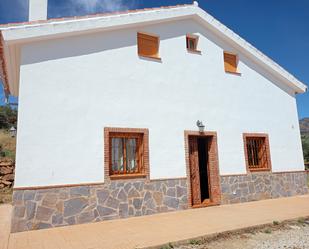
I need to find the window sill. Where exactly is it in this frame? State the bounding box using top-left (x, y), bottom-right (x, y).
top-left (225, 70), bottom-right (242, 76)
top-left (138, 55), bottom-right (162, 61)
top-left (109, 173), bottom-right (147, 180)
top-left (187, 49), bottom-right (202, 55)
top-left (248, 168), bottom-right (271, 172)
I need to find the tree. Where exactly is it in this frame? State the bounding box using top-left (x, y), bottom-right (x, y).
top-left (0, 105), bottom-right (17, 129)
top-left (301, 135), bottom-right (309, 163)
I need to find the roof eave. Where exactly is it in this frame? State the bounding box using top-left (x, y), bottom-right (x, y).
top-left (0, 31), bottom-right (10, 96)
top-left (193, 8), bottom-right (307, 94)
top-left (0, 4), bottom-right (307, 95)
top-left (291, 81), bottom-right (307, 94)
top-left (0, 5), bottom-right (197, 44)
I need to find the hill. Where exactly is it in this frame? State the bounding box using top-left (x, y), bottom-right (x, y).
top-left (300, 118), bottom-right (309, 134)
top-left (300, 118), bottom-right (309, 164)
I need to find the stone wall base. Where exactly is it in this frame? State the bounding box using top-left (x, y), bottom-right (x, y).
top-left (11, 171), bottom-right (308, 233)
top-left (221, 171), bottom-right (308, 204)
top-left (11, 178), bottom-right (188, 233)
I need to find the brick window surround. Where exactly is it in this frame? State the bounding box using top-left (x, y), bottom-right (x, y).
top-left (243, 133), bottom-right (272, 173)
top-left (104, 127), bottom-right (150, 181)
top-left (184, 131), bottom-right (221, 208)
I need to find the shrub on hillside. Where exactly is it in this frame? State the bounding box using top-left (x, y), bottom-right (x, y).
top-left (0, 105), bottom-right (17, 129)
top-left (301, 135), bottom-right (309, 164)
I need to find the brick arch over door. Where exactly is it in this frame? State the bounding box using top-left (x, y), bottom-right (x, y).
top-left (184, 131), bottom-right (221, 207)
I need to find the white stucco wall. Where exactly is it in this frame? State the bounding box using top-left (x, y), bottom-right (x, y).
top-left (14, 19), bottom-right (304, 187)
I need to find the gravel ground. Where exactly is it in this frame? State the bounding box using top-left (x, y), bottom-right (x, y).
top-left (173, 219), bottom-right (309, 249)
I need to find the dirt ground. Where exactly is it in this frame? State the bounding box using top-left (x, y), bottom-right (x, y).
top-left (172, 218), bottom-right (309, 249)
top-left (0, 129), bottom-right (16, 160)
top-left (0, 187), bottom-right (12, 204)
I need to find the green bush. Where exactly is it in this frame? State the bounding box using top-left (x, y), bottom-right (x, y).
top-left (301, 134), bottom-right (309, 164)
top-left (1, 149), bottom-right (15, 159)
top-left (0, 105), bottom-right (17, 129)
top-left (189, 239), bottom-right (201, 245)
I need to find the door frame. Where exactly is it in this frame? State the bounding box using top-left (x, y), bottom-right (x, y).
top-left (184, 131), bottom-right (221, 208)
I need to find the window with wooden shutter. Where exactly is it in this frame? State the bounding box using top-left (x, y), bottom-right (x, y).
top-left (186, 34), bottom-right (201, 53)
top-left (243, 134), bottom-right (271, 172)
top-left (137, 32), bottom-right (160, 59)
top-left (224, 52), bottom-right (239, 74)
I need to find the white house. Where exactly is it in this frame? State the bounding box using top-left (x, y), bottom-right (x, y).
top-left (0, 0), bottom-right (307, 233)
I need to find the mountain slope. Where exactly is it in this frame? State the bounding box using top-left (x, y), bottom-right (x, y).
top-left (300, 118), bottom-right (309, 134)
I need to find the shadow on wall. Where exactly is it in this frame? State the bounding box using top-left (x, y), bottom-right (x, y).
top-left (194, 18), bottom-right (296, 97)
top-left (21, 19), bottom-right (201, 65)
top-left (21, 17), bottom-right (294, 97)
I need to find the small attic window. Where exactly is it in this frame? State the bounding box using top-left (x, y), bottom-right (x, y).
top-left (186, 34), bottom-right (200, 53)
top-left (224, 52), bottom-right (240, 75)
top-left (137, 32), bottom-right (161, 60)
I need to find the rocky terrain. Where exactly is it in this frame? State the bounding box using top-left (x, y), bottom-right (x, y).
top-left (0, 158), bottom-right (14, 188)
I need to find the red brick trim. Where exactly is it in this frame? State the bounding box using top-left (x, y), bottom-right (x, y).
top-left (220, 173), bottom-right (248, 177)
top-left (104, 127), bottom-right (150, 182)
top-left (13, 177), bottom-right (189, 190)
top-left (149, 177), bottom-right (187, 182)
top-left (273, 170), bottom-right (307, 174)
top-left (184, 130), bottom-right (221, 208)
top-left (221, 170), bottom-right (307, 177)
top-left (110, 174), bottom-right (147, 180)
top-left (13, 182), bottom-right (105, 190)
top-left (13, 170), bottom-right (306, 191)
top-left (243, 133), bottom-right (272, 173)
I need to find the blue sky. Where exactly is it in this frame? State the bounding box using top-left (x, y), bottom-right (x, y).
top-left (0, 0), bottom-right (308, 118)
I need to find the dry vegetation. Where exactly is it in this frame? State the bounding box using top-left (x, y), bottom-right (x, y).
top-left (0, 129), bottom-right (16, 160)
top-left (0, 187), bottom-right (12, 204)
top-left (0, 129), bottom-right (16, 204)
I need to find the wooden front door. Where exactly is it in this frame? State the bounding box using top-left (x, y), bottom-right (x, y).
top-left (188, 136), bottom-right (202, 206)
top-left (186, 131), bottom-right (221, 208)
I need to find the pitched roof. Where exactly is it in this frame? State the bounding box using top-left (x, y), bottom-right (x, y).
top-left (0, 4), bottom-right (191, 95)
top-left (0, 4), bottom-right (192, 29)
top-left (0, 2), bottom-right (307, 96)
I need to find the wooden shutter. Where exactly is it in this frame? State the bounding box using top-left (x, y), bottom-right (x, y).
top-left (137, 32), bottom-right (159, 58)
top-left (224, 52), bottom-right (238, 73)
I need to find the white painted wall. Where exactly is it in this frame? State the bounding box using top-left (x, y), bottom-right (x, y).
top-left (14, 19), bottom-right (304, 187)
